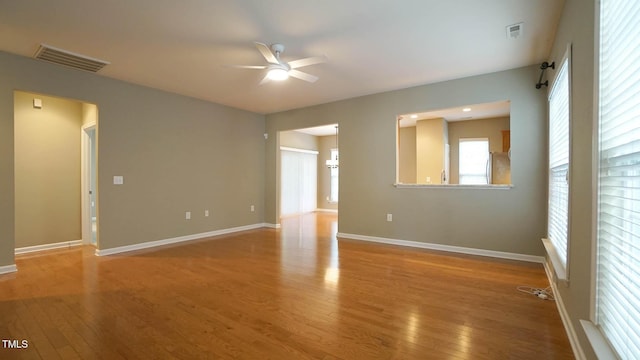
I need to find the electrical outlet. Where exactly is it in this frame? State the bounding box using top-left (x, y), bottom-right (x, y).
top-left (386, 213), bottom-right (393, 222)
top-left (205, 210), bottom-right (209, 217)
top-left (250, 205), bottom-right (255, 212)
top-left (185, 211), bottom-right (191, 220)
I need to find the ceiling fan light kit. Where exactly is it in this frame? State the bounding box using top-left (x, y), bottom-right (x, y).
top-left (231, 42), bottom-right (327, 84)
top-left (266, 65), bottom-right (290, 81)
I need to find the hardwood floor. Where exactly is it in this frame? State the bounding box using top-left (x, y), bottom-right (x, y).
top-left (0, 213), bottom-right (573, 359)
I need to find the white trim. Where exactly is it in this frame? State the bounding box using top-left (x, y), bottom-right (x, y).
top-left (589, 0), bottom-right (601, 323)
top-left (0, 264), bottom-right (17, 275)
top-left (541, 238), bottom-right (568, 281)
top-left (15, 240), bottom-right (83, 255)
top-left (580, 320), bottom-right (618, 360)
top-left (315, 208), bottom-right (338, 213)
top-left (546, 44), bottom-right (573, 282)
top-left (279, 146), bottom-right (319, 155)
top-left (81, 122), bottom-right (96, 245)
top-left (543, 260), bottom-right (587, 360)
top-left (95, 223), bottom-right (269, 256)
top-left (394, 183), bottom-right (513, 190)
top-left (565, 43), bottom-right (574, 283)
top-left (549, 44), bottom-right (573, 94)
top-left (337, 232), bottom-right (544, 263)
top-left (263, 223), bottom-right (281, 229)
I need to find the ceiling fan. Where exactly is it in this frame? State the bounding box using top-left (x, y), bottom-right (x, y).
top-left (231, 42), bottom-right (327, 84)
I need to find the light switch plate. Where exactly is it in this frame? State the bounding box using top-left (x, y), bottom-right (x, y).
top-left (113, 176), bottom-right (124, 185)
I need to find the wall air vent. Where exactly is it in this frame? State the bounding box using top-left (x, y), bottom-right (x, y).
top-left (506, 22), bottom-right (523, 39)
top-left (34, 44), bottom-right (109, 73)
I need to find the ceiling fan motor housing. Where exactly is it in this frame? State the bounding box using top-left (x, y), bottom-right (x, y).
top-left (270, 43), bottom-right (285, 56)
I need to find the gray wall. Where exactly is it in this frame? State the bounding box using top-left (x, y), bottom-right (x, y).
top-left (0, 51), bottom-right (265, 267)
top-left (266, 65), bottom-right (547, 255)
top-left (546, 0), bottom-right (597, 358)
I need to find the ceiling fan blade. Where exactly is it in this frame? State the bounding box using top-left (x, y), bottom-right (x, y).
top-left (255, 42), bottom-right (278, 64)
top-left (289, 69), bottom-right (318, 83)
top-left (288, 55), bottom-right (328, 69)
top-left (259, 74), bottom-right (271, 85)
top-left (226, 65), bottom-right (267, 69)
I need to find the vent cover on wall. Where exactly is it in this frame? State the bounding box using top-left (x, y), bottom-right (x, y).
top-left (34, 44), bottom-right (109, 72)
top-left (506, 22), bottom-right (523, 39)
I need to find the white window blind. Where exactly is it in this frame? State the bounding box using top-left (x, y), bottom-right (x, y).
top-left (596, 0), bottom-right (640, 358)
top-left (459, 138), bottom-right (489, 185)
top-left (547, 55), bottom-right (570, 271)
top-left (280, 148), bottom-right (318, 216)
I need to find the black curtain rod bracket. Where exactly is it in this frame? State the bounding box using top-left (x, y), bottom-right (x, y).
top-left (536, 61), bottom-right (555, 89)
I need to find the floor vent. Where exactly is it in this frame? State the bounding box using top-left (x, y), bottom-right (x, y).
top-left (34, 44), bottom-right (109, 73)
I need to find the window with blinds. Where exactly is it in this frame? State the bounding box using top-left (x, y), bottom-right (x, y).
top-left (459, 138), bottom-right (489, 185)
top-left (280, 148), bottom-right (318, 216)
top-left (596, 0), bottom-right (640, 358)
top-left (546, 51), bottom-right (571, 278)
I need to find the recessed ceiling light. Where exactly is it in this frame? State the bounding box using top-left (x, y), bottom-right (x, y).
top-left (462, 108), bottom-right (471, 112)
top-left (410, 114), bottom-right (418, 119)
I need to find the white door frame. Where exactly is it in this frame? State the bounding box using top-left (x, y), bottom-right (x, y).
top-left (81, 122), bottom-right (96, 245)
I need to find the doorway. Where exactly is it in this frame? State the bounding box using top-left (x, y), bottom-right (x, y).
top-left (13, 91), bottom-right (98, 252)
top-left (278, 124), bottom-right (339, 220)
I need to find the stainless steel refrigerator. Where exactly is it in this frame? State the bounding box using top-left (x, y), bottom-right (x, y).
top-left (486, 152), bottom-right (511, 184)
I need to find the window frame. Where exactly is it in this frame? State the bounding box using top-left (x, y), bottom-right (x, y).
top-left (582, 0), bottom-right (640, 358)
top-left (544, 44), bottom-right (573, 283)
top-left (458, 137), bottom-right (490, 185)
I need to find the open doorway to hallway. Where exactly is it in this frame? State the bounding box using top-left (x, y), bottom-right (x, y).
top-left (279, 124), bottom-right (339, 221)
top-left (14, 91), bottom-right (98, 254)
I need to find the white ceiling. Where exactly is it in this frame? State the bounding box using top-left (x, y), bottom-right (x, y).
top-left (0, 0), bottom-right (564, 114)
top-left (295, 124), bottom-right (339, 137)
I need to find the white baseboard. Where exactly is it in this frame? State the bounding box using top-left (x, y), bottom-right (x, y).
top-left (96, 223), bottom-right (269, 256)
top-left (543, 260), bottom-right (586, 360)
top-left (0, 264), bottom-right (18, 275)
top-left (263, 223), bottom-right (281, 229)
top-left (15, 240), bottom-right (83, 255)
top-left (336, 232), bottom-right (545, 263)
